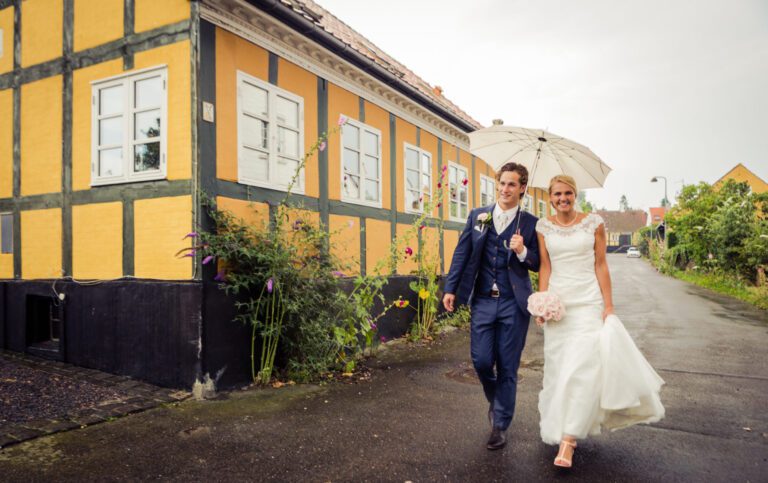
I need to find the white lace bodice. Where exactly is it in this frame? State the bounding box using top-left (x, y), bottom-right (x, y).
top-left (536, 213), bottom-right (605, 307)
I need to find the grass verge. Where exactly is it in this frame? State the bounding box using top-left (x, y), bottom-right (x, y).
top-left (670, 269), bottom-right (768, 310)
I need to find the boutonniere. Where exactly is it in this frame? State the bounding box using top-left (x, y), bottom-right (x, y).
top-left (476, 212), bottom-right (493, 231)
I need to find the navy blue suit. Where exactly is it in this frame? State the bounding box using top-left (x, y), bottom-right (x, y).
top-left (444, 204), bottom-right (540, 430)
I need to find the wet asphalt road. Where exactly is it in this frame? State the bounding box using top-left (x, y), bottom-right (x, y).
top-left (0, 255), bottom-right (766, 482)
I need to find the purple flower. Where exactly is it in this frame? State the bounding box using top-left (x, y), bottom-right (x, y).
top-left (370, 322), bottom-right (377, 331)
top-left (293, 220), bottom-right (304, 231)
top-left (380, 336), bottom-right (387, 342)
top-left (332, 270), bottom-right (345, 277)
top-left (214, 269), bottom-right (227, 282)
top-left (338, 114), bottom-right (348, 126)
top-left (267, 278), bottom-right (274, 293)
top-left (184, 249), bottom-right (197, 258)
top-left (202, 255), bottom-right (214, 265)
top-left (183, 231), bottom-right (198, 239)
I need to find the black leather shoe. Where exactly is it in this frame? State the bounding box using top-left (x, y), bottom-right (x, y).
top-left (486, 427), bottom-right (507, 450)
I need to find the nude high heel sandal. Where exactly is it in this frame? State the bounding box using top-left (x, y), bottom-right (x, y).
top-left (554, 439), bottom-right (577, 468)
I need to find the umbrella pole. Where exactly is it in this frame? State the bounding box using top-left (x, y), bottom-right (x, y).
top-left (513, 146), bottom-right (542, 234)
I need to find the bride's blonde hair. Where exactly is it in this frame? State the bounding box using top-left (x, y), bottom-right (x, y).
top-left (548, 175), bottom-right (578, 194)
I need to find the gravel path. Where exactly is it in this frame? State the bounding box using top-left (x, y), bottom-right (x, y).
top-left (0, 356), bottom-right (132, 429)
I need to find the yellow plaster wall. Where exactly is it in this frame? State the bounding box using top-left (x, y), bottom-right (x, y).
top-left (717, 164), bottom-right (768, 194)
top-left (278, 58), bottom-right (318, 197)
top-left (0, 7), bottom-right (14, 74)
top-left (21, 208), bottom-right (62, 279)
top-left (135, 0), bottom-right (189, 33)
top-left (134, 195), bottom-right (192, 279)
top-left (443, 229), bottom-right (459, 272)
top-left (72, 59), bottom-right (123, 191)
top-left (134, 41), bottom-right (191, 180)
top-left (329, 214), bottom-right (360, 275)
top-left (395, 118), bottom-right (417, 213)
top-left (327, 83), bottom-right (359, 202)
top-left (0, 88), bottom-right (11, 198)
top-left (0, 253), bottom-right (11, 278)
top-left (365, 218), bottom-right (392, 275)
top-left (364, 101), bottom-right (391, 210)
top-left (72, 202), bottom-right (122, 279)
top-left (396, 223), bottom-right (418, 274)
top-left (422, 226), bottom-right (441, 270)
top-left (21, 75), bottom-right (62, 196)
top-left (74, 0), bottom-right (124, 52)
top-left (215, 196), bottom-right (269, 229)
top-left (21, 0), bottom-right (63, 67)
top-left (215, 28), bottom-right (269, 182)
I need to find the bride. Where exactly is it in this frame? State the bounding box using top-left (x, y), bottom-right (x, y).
top-left (535, 175), bottom-right (665, 468)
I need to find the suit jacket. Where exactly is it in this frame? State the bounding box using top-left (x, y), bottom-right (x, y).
top-left (444, 204), bottom-right (540, 312)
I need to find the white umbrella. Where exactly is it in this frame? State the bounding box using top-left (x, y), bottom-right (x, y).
top-left (468, 125), bottom-right (611, 190)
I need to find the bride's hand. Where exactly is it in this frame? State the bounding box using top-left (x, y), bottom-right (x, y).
top-left (535, 316), bottom-right (546, 327)
top-left (602, 306), bottom-right (615, 321)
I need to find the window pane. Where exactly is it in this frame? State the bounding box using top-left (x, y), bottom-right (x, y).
top-left (421, 153), bottom-right (430, 173)
top-left (278, 127), bottom-right (299, 158)
top-left (460, 204), bottom-right (468, 219)
top-left (276, 96), bottom-right (299, 128)
top-left (450, 200), bottom-right (457, 217)
top-left (99, 117), bottom-right (122, 146)
top-left (99, 148), bottom-right (123, 177)
top-left (277, 157), bottom-right (300, 186)
top-left (405, 148), bottom-right (418, 170)
top-left (364, 179), bottom-right (378, 202)
top-left (449, 166), bottom-right (457, 184)
top-left (242, 82), bottom-right (268, 116)
top-left (241, 147), bottom-right (268, 181)
top-left (134, 142), bottom-right (160, 172)
top-left (363, 155), bottom-right (378, 179)
top-left (406, 189), bottom-right (420, 211)
top-left (134, 109), bottom-right (161, 140)
top-left (343, 148), bottom-right (360, 175)
top-left (342, 124), bottom-right (359, 150)
top-left (242, 115), bottom-right (268, 150)
top-left (421, 174), bottom-right (431, 192)
top-left (481, 193), bottom-right (489, 206)
top-left (406, 170), bottom-right (419, 189)
top-left (363, 131), bottom-right (378, 156)
top-left (134, 76), bottom-right (162, 109)
top-left (99, 85), bottom-right (123, 116)
top-left (1, 213), bottom-right (13, 254)
top-left (344, 174), bottom-right (360, 199)
top-left (459, 188), bottom-right (467, 203)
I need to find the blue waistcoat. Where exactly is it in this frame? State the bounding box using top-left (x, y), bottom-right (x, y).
top-left (474, 221), bottom-right (516, 298)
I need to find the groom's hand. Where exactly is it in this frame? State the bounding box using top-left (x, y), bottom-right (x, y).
top-left (443, 293), bottom-right (456, 312)
top-left (509, 230), bottom-right (525, 254)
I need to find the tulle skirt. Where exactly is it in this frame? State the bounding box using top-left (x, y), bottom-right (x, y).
top-left (539, 309), bottom-right (665, 445)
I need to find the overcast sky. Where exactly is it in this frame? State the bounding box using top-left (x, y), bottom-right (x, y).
top-left (316, 0), bottom-right (768, 210)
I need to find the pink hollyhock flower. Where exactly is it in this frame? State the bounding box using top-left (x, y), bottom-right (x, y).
top-left (462, 178), bottom-right (469, 186)
top-left (442, 165), bottom-right (448, 172)
top-left (437, 182), bottom-right (442, 188)
top-left (348, 220), bottom-right (354, 228)
top-left (437, 202), bottom-right (442, 208)
top-left (404, 247), bottom-right (413, 256)
top-left (267, 278), bottom-right (274, 293)
top-left (338, 114), bottom-right (348, 126)
top-left (319, 141), bottom-right (327, 152)
top-left (419, 224), bottom-right (426, 231)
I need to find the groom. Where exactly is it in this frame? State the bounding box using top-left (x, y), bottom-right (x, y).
top-left (442, 162), bottom-right (540, 450)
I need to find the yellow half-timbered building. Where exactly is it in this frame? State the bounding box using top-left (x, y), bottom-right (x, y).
top-left (0, 0), bottom-right (550, 387)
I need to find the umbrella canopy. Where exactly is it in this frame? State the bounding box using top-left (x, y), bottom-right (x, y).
top-left (468, 126), bottom-right (611, 189)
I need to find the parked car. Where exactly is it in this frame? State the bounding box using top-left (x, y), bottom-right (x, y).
top-left (626, 247), bottom-right (641, 258)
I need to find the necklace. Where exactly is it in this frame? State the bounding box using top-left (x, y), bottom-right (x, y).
top-left (554, 213), bottom-right (580, 227)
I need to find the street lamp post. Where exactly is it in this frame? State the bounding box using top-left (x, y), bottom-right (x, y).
top-left (651, 176), bottom-right (668, 207)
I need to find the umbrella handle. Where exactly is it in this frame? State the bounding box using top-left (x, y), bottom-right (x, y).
top-left (512, 146), bottom-right (542, 234)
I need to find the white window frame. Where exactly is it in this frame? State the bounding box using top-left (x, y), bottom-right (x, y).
top-left (237, 70), bottom-right (305, 193)
top-left (523, 194), bottom-right (533, 213)
top-left (340, 117), bottom-right (382, 208)
top-left (447, 161), bottom-right (469, 222)
top-left (90, 65), bottom-right (168, 186)
top-left (479, 174), bottom-right (495, 207)
top-left (538, 199), bottom-right (547, 218)
top-left (403, 143), bottom-right (432, 214)
top-left (0, 212), bottom-right (12, 254)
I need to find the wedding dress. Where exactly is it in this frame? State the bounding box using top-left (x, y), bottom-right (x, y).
top-left (536, 213), bottom-right (665, 445)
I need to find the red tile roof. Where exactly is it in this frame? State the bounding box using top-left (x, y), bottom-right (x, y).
top-left (279, 0), bottom-right (484, 130)
top-left (648, 207), bottom-right (668, 224)
top-left (596, 210), bottom-right (648, 233)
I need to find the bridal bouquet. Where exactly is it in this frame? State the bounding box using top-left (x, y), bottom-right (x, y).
top-left (527, 291), bottom-right (566, 322)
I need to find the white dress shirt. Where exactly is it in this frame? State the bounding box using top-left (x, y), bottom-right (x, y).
top-left (493, 203), bottom-right (528, 262)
